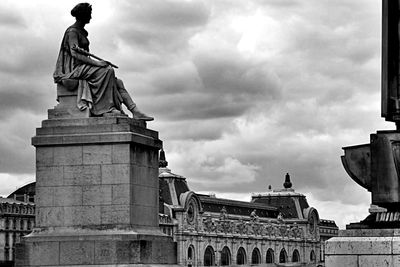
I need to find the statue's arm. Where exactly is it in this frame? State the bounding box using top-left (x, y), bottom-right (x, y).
top-left (67, 31), bottom-right (107, 67)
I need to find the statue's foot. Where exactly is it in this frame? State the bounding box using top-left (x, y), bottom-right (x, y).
top-left (102, 108), bottom-right (122, 117)
top-left (109, 108), bottom-right (121, 114)
top-left (131, 107), bottom-right (154, 121)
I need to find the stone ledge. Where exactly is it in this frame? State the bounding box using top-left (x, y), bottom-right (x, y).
top-left (326, 236), bottom-right (393, 255)
top-left (32, 132), bottom-right (162, 149)
top-left (339, 228), bottom-right (400, 237)
top-left (42, 117), bottom-right (145, 128)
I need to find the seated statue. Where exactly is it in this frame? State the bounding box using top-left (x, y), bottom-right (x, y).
top-left (53, 3), bottom-right (153, 120)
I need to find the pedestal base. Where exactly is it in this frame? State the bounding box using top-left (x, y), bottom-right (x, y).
top-left (325, 228), bottom-right (400, 267)
top-left (16, 229), bottom-right (178, 267)
top-left (16, 116), bottom-right (177, 266)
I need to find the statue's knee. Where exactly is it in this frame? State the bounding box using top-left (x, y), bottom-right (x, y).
top-left (105, 65), bottom-right (115, 75)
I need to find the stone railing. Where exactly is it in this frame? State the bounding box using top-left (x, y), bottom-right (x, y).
top-left (0, 202), bottom-right (35, 215)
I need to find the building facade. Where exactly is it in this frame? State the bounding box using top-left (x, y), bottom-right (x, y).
top-left (318, 219), bottom-right (339, 263)
top-left (0, 197), bottom-right (35, 266)
top-left (158, 152), bottom-right (324, 266)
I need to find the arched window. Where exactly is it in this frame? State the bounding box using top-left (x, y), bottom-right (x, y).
top-left (292, 249), bottom-right (300, 262)
top-left (279, 248), bottom-right (287, 263)
top-left (204, 246), bottom-right (215, 266)
top-left (266, 248), bottom-right (274, 263)
top-left (220, 246), bottom-right (231, 266)
top-left (310, 250), bottom-right (316, 263)
top-left (251, 248), bottom-right (261, 264)
top-left (187, 246), bottom-right (195, 267)
top-left (236, 247), bottom-right (247, 265)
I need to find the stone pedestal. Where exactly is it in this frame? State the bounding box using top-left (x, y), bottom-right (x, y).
top-left (16, 116), bottom-right (177, 266)
top-left (325, 229), bottom-right (400, 267)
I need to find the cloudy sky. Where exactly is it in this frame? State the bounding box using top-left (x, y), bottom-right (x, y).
top-left (0, 0), bottom-right (391, 228)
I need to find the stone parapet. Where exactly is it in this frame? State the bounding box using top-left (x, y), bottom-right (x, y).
top-left (325, 228), bottom-right (400, 267)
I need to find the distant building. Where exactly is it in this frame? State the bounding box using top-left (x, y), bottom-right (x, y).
top-left (0, 197), bottom-right (35, 266)
top-left (7, 182), bottom-right (35, 203)
top-left (158, 151), bottom-right (326, 266)
top-left (318, 219), bottom-right (339, 263)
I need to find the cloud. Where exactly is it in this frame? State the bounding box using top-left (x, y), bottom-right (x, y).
top-left (0, 173), bottom-right (34, 197)
top-left (115, 0), bottom-right (210, 54)
top-left (0, 112), bottom-right (39, 174)
top-left (0, 8), bottom-right (26, 28)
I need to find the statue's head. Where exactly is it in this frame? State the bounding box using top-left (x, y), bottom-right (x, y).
top-left (71, 3), bottom-right (92, 24)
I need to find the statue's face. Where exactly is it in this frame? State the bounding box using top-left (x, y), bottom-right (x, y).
top-left (82, 11), bottom-right (92, 24)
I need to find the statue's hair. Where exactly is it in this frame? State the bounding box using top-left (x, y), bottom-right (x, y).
top-left (71, 3), bottom-right (92, 19)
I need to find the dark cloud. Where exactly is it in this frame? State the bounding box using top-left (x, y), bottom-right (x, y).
top-left (0, 88), bottom-right (52, 118)
top-left (123, 0), bottom-right (209, 28)
top-left (157, 119), bottom-right (231, 141)
top-left (115, 0), bottom-right (210, 53)
top-left (0, 112), bottom-right (38, 174)
top-left (257, 0), bottom-right (301, 8)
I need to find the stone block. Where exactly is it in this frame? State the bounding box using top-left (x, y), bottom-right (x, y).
top-left (36, 207), bottom-right (64, 227)
top-left (131, 145), bottom-right (156, 166)
top-left (101, 164), bottom-right (130, 184)
top-left (94, 241), bottom-right (117, 264)
top-left (29, 241), bottom-right (60, 266)
top-left (32, 135), bottom-right (64, 146)
top-left (112, 144), bottom-right (130, 164)
top-left (62, 133), bottom-right (101, 144)
top-left (325, 255), bottom-right (358, 267)
top-left (59, 241), bottom-right (95, 265)
top-left (36, 127), bottom-right (54, 135)
top-left (132, 165), bottom-right (158, 188)
top-left (82, 185), bottom-right (112, 205)
top-left (339, 228), bottom-right (396, 237)
top-left (115, 241), bottom-right (140, 263)
top-left (139, 239), bottom-right (177, 264)
top-left (36, 166), bottom-right (63, 186)
top-left (48, 105), bottom-right (90, 119)
top-left (100, 205), bottom-right (130, 225)
top-left (326, 236), bottom-right (392, 255)
top-left (54, 186), bottom-right (83, 206)
top-left (393, 237), bottom-right (400, 254)
top-left (358, 255), bottom-right (395, 267)
top-left (53, 146), bottom-right (83, 166)
top-left (64, 206), bottom-right (101, 226)
top-left (132, 184), bottom-right (157, 206)
top-left (112, 184), bottom-right (131, 205)
top-left (36, 147), bottom-right (54, 166)
top-left (35, 186), bottom-right (54, 207)
top-left (53, 124), bottom-right (113, 135)
top-left (131, 204), bottom-right (158, 227)
top-left (63, 165), bottom-right (101, 185)
top-left (83, 145), bottom-right (112, 164)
